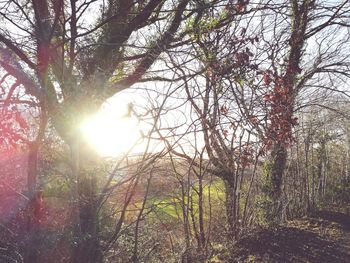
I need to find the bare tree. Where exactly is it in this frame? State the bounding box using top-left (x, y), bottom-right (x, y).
top-left (0, 0), bottom-right (218, 261)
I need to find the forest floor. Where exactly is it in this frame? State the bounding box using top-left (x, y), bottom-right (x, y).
top-left (229, 205), bottom-right (350, 263)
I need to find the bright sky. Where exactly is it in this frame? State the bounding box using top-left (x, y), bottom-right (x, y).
top-left (80, 88), bottom-right (166, 157)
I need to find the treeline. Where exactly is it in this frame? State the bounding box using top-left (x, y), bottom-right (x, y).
top-left (0, 0), bottom-right (349, 262)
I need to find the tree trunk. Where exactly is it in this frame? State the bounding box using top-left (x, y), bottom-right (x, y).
top-left (180, 180), bottom-right (191, 263)
top-left (225, 178), bottom-right (239, 240)
top-left (23, 141), bottom-right (41, 263)
top-left (197, 175), bottom-right (206, 251)
top-left (304, 135), bottom-right (311, 213)
top-left (267, 142), bottom-right (288, 223)
top-left (70, 137), bottom-right (102, 263)
top-left (24, 109), bottom-right (47, 263)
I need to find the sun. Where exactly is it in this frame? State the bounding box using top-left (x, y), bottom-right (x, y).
top-left (81, 112), bottom-right (142, 157)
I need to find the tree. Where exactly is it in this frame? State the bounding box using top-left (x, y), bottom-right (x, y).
top-left (1, 0), bottom-right (350, 261)
top-left (150, 0), bottom-right (350, 229)
top-left (0, 0), bottom-right (217, 262)
top-left (152, 3), bottom-right (263, 240)
top-left (260, 0), bottom-right (350, 222)
top-left (0, 72), bottom-right (48, 261)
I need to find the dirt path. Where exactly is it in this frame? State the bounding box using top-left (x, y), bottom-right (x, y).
top-left (315, 210), bottom-right (350, 260)
top-left (229, 209), bottom-right (350, 262)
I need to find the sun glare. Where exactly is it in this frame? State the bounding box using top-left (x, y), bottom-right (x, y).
top-left (81, 113), bottom-right (142, 157)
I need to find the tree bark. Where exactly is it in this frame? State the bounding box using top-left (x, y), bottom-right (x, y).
top-left (224, 178), bottom-right (239, 240)
top-left (197, 175), bottom-right (206, 251)
top-left (24, 141), bottom-right (40, 263)
top-left (24, 112), bottom-right (46, 263)
top-left (70, 136), bottom-right (102, 263)
top-left (266, 142), bottom-right (288, 223)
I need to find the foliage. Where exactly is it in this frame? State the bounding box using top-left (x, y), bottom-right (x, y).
top-left (0, 0), bottom-right (350, 262)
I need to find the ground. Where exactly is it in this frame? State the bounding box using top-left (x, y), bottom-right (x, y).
top-left (228, 206), bottom-right (350, 263)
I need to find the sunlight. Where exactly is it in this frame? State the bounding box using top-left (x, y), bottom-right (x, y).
top-left (81, 112), bottom-right (142, 157)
